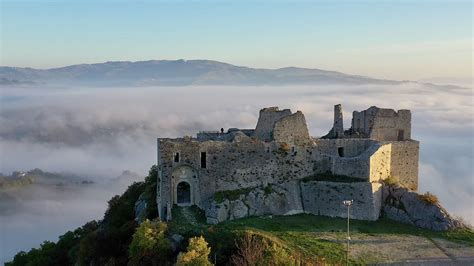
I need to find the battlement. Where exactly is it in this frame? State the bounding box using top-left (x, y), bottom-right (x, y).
top-left (350, 106), bottom-right (411, 141)
top-left (324, 105), bottom-right (412, 141)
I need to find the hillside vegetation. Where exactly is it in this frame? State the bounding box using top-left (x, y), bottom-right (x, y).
top-left (7, 165), bottom-right (473, 265)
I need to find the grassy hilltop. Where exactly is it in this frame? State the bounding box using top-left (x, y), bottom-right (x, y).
top-left (7, 166), bottom-right (473, 265)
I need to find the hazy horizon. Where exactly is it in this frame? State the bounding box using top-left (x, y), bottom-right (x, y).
top-left (1, 0), bottom-right (472, 264)
top-left (2, 1), bottom-right (472, 81)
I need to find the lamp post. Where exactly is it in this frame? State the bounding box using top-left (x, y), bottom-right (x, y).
top-left (342, 200), bottom-right (353, 266)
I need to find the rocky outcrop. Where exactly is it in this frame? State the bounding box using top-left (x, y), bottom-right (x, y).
top-left (382, 184), bottom-right (463, 231)
top-left (134, 193), bottom-right (148, 224)
top-left (205, 181), bottom-right (304, 224)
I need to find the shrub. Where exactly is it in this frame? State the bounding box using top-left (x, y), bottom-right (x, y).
top-left (128, 220), bottom-right (172, 265)
top-left (418, 192), bottom-right (439, 205)
top-left (230, 232), bottom-right (265, 265)
top-left (214, 187), bottom-right (253, 203)
top-left (279, 142), bottom-right (291, 153)
top-left (383, 176), bottom-right (399, 186)
top-left (263, 184), bottom-right (273, 196)
top-left (229, 231), bottom-right (322, 266)
top-left (176, 236), bottom-right (213, 266)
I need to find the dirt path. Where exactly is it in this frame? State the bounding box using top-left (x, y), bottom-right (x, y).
top-left (315, 232), bottom-right (474, 264)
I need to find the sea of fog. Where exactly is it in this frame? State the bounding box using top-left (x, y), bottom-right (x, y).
top-left (0, 84), bottom-right (473, 263)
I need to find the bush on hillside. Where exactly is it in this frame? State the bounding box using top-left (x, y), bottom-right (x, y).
top-left (230, 231), bottom-right (326, 266)
top-left (128, 219), bottom-right (172, 265)
top-left (6, 221), bottom-right (99, 266)
top-left (418, 192), bottom-right (439, 205)
top-left (230, 232), bottom-right (265, 265)
top-left (7, 165), bottom-right (160, 266)
top-left (176, 236), bottom-right (213, 266)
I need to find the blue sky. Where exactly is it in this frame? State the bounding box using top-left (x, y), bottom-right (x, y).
top-left (1, 0), bottom-right (472, 80)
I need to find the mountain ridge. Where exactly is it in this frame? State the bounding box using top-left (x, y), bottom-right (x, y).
top-left (0, 59), bottom-right (405, 87)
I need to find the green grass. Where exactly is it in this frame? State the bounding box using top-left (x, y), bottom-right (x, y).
top-left (169, 212), bottom-right (474, 265)
top-left (214, 187), bottom-right (254, 203)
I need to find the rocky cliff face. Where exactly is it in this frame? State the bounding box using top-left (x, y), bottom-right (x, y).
top-left (382, 184), bottom-right (464, 231)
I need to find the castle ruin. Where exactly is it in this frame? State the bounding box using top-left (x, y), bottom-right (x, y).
top-left (156, 105), bottom-right (419, 223)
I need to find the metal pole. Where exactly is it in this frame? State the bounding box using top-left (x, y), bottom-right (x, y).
top-left (343, 200), bottom-right (352, 266)
top-left (346, 204), bottom-right (350, 266)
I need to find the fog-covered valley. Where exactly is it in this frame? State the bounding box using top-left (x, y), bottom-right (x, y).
top-left (0, 84), bottom-right (472, 263)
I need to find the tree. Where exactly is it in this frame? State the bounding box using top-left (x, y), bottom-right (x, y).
top-left (128, 219), bottom-right (172, 265)
top-left (176, 236), bottom-right (213, 266)
top-left (230, 232), bottom-right (265, 266)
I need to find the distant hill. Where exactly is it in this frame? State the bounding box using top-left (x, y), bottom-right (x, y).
top-left (0, 59), bottom-right (403, 87)
top-left (0, 168), bottom-right (93, 189)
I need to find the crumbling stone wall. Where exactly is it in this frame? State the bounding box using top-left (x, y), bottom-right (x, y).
top-left (157, 104), bottom-right (420, 223)
top-left (205, 179), bottom-right (382, 223)
top-left (351, 106), bottom-right (411, 141)
top-left (314, 139), bottom-right (375, 157)
top-left (158, 132), bottom-right (324, 220)
top-left (273, 111), bottom-right (311, 145)
top-left (254, 107), bottom-right (292, 141)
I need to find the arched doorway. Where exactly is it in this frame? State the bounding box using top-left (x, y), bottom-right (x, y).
top-left (176, 181), bottom-right (191, 204)
top-left (171, 165), bottom-right (199, 206)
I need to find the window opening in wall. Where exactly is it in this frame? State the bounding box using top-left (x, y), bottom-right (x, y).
top-left (397, 130), bottom-right (405, 141)
top-left (338, 147), bottom-right (345, 157)
top-left (200, 152), bottom-right (207, 168)
top-left (176, 182), bottom-right (190, 204)
top-left (174, 152), bottom-right (180, 163)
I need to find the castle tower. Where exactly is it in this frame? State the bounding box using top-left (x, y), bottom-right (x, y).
top-left (333, 104), bottom-right (344, 138)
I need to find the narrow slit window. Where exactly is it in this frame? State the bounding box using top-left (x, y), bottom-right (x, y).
top-left (338, 147), bottom-right (345, 157)
top-left (397, 130), bottom-right (405, 141)
top-left (200, 152), bottom-right (207, 168)
top-left (174, 152), bottom-right (180, 163)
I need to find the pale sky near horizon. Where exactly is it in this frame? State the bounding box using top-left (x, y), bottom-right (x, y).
top-left (1, 0), bottom-right (472, 81)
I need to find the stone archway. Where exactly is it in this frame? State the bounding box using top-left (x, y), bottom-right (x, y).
top-left (176, 181), bottom-right (191, 204)
top-left (171, 165), bottom-right (199, 206)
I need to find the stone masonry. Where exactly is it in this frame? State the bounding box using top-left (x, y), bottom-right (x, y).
top-left (156, 104), bottom-right (424, 225)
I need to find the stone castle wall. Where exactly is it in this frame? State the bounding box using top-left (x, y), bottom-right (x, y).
top-left (273, 111), bottom-right (311, 145)
top-left (157, 135), bottom-right (328, 219)
top-left (301, 181), bottom-right (382, 221)
top-left (351, 107), bottom-right (411, 141)
top-left (254, 107), bottom-right (292, 141)
top-left (157, 105), bottom-right (420, 222)
top-left (205, 179), bottom-right (382, 223)
top-left (386, 141), bottom-right (419, 190)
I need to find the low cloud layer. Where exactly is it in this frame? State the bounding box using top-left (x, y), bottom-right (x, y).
top-left (0, 84), bottom-right (472, 262)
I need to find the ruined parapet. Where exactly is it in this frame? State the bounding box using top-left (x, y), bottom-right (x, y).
top-left (254, 107), bottom-right (311, 145)
top-left (272, 111), bottom-right (311, 145)
top-left (322, 104), bottom-right (345, 139)
top-left (197, 129), bottom-right (255, 141)
top-left (333, 104), bottom-right (344, 138)
top-left (351, 106), bottom-right (411, 141)
top-left (157, 104), bottom-right (421, 223)
top-left (254, 107), bottom-right (292, 141)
